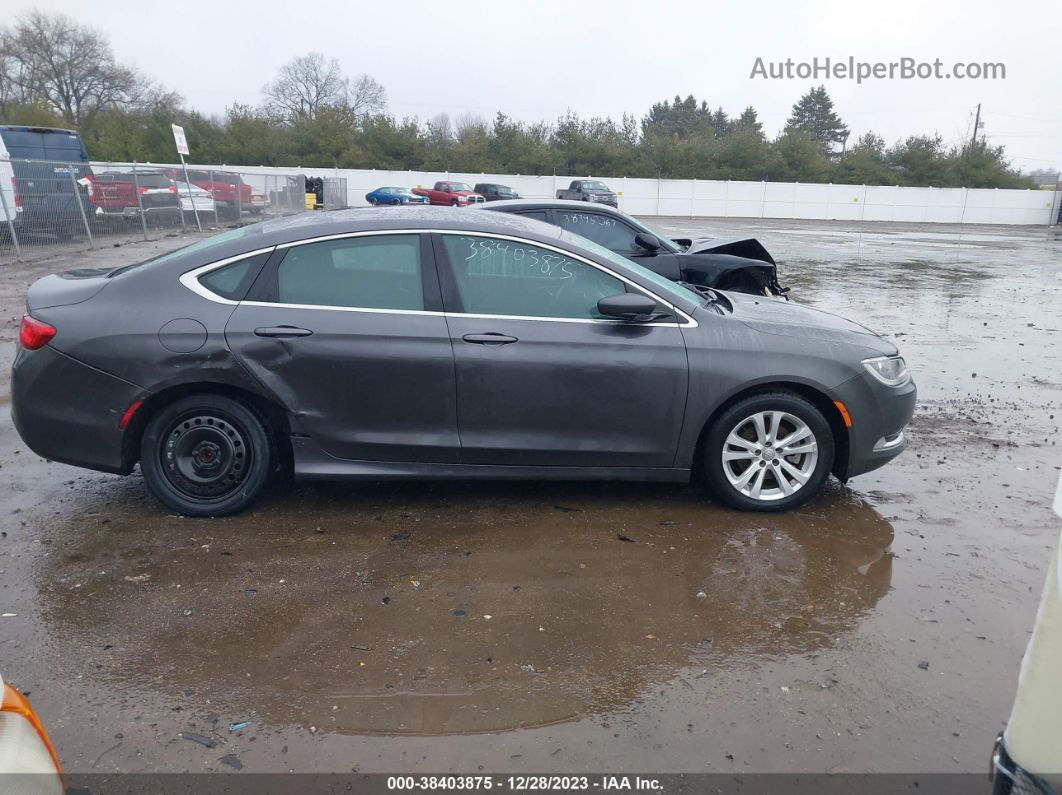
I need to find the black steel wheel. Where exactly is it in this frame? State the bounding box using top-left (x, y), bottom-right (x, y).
top-left (140, 394), bottom-right (274, 516)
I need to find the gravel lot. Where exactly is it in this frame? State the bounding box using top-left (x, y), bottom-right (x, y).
top-left (0, 216), bottom-right (1059, 778)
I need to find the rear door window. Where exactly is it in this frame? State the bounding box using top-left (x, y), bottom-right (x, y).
top-left (275, 234), bottom-right (425, 310)
top-left (514, 210), bottom-right (548, 222)
top-left (555, 211), bottom-right (640, 254)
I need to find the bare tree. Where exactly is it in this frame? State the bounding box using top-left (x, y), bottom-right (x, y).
top-left (0, 50), bottom-right (30, 113)
top-left (0, 11), bottom-right (142, 125)
top-left (454, 112), bottom-right (487, 142)
top-left (263, 53), bottom-right (385, 123)
top-left (348, 74), bottom-right (386, 119)
top-left (426, 112), bottom-right (453, 145)
top-left (263, 53), bottom-right (345, 121)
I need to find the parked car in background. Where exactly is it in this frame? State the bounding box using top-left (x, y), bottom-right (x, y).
top-left (249, 191), bottom-right (270, 215)
top-left (164, 169), bottom-right (251, 219)
top-left (0, 125), bottom-right (94, 235)
top-left (11, 207), bottom-right (913, 517)
top-left (173, 181), bottom-right (216, 218)
top-left (412, 181), bottom-right (485, 206)
top-left (90, 171), bottom-right (181, 225)
top-left (366, 187), bottom-right (430, 206)
top-left (474, 183), bottom-right (521, 201)
top-left (556, 179), bottom-right (618, 206)
top-left (482, 199), bottom-right (786, 296)
top-left (0, 672), bottom-right (63, 792)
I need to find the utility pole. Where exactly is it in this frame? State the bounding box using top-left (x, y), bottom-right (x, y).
top-left (970, 103), bottom-right (982, 148)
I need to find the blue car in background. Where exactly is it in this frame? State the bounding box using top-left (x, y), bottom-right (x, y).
top-left (365, 187), bottom-right (429, 206)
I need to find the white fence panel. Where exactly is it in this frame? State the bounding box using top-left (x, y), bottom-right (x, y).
top-left (89, 161), bottom-right (1060, 225)
top-left (691, 180), bottom-right (730, 217)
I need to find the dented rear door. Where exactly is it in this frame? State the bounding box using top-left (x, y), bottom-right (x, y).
top-left (223, 232), bottom-right (459, 463)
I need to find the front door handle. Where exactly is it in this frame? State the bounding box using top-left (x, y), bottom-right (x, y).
top-left (462, 333), bottom-right (518, 345)
top-left (254, 326), bottom-right (313, 338)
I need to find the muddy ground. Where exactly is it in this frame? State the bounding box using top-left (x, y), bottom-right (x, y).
top-left (0, 217), bottom-right (1059, 776)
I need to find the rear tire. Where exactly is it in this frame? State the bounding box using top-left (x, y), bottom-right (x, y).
top-left (140, 394), bottom-right (274, 517)
top-left (703, 392), bottom-right (833, 512)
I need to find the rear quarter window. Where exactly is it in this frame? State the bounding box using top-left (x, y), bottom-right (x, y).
top-left (197, 252), bottom-right (271, 301)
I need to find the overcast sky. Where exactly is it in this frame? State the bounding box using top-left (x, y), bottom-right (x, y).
top-left (18, 0), bottom-right (1062, 171)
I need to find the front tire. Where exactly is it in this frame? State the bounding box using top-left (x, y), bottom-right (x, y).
top-left (140, 394), bottom-right (274, 517)
top-left (703, 392), bottom-right (833, 511)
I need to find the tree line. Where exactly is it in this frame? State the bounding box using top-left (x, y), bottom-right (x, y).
top-left (0, 11), bottom-right (1039, 189)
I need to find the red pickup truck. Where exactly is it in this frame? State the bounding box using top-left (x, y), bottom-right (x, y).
top-left (411, 181), bottom-right (485, 206)
top-left (89, 170), bottom-right (181, 224)
top-left (164, 168), bottom-right (252, 218)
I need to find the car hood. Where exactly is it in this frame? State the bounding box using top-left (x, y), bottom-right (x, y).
top-left (724, 292), bottom-right (898, 355)
top-left (680, 236), bottom-right (775, 265)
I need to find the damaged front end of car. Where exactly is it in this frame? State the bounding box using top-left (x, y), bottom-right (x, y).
top-left (674, 236), bottom-right (789, 298)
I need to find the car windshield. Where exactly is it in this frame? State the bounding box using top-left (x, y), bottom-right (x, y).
top-left (563, 232), bottom-right (701, 307)
top-left (139, 174), bottom-right (172, 188)
top-left (583, 182), bottom-right (609, 192)
top-left (634, 218), bottom-right (682, 253)
top-left (449, 183), bottom-right (472, 192)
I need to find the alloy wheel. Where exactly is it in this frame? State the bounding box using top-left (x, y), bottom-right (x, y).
top-left (721, 410), bottom-right (819, 502)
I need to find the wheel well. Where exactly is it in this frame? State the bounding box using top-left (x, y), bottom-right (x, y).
top-left (691, 382), bottom-right (850, 482)
top-left (121, 383), bottom-right (293, 473)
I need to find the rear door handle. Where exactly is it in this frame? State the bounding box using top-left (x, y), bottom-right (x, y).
top-left (254, 326), bottom-right (313, 338)
top-left (462, 333), bottom-right (518, 345)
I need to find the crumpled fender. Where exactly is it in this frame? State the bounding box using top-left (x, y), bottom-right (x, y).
top-left (676, 236), bottom-right (777, 265)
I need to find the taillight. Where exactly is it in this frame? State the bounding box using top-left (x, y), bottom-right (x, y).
top-left (19, 315), bottom-right (56, 350)
top-left (139, 186), bottom-right (148, 195)
top-left (168, 184), bottom-right (177, 193)
top-left (11, 177), bottom-right (21, 209)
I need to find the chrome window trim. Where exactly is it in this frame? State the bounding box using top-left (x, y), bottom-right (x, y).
top-left (181, 228), bottom-right (697, 328)
top-left (179, 246), bottom-right (277, 305)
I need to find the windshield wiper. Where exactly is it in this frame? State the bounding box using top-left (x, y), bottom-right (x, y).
top-left (678, 281), bottom-right (718, 302)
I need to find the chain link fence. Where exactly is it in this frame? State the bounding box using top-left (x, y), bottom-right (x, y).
top-left (0, 158), bottom-right (344, 264)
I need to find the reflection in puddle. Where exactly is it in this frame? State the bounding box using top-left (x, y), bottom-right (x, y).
top-left (37, 481), bottom-right (893, 736)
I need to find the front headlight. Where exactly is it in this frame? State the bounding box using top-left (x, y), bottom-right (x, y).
top-left (862, 355), bottom-right (909, 387)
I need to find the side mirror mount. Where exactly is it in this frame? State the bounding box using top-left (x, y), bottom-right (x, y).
top-left (597, 292), bottom-right (665, 322)
top-left (634, 232), bottom-right (661, 253)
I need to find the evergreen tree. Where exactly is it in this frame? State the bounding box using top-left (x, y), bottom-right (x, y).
top-left (785, 85), bottom-right (849, 153)
top-left (733, 106), bottom-right (763, 135)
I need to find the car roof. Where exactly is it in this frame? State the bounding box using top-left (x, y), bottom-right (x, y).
top-left (0, 124), bottom-right (80, 134)
top-left (479, 198), bottom-right (626, 214)
top-left (148, 207), bottom-right (569, 270)
top-left (120, 206), bottom-right (701, 314)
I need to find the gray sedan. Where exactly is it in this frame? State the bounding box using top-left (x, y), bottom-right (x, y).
top-left (11, 208), bottom-right (915, 516)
